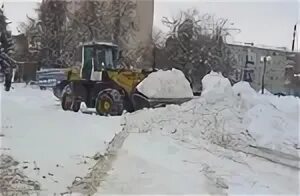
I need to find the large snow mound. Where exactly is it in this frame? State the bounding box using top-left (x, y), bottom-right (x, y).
top-left (137, 69), bottom-right (193, 98)
top-left (125, 72), bottom-right (300, 157)
top-left (97, 72), bottom-right (299, 195)
top-left (244, 104), bottom-right (298, 153)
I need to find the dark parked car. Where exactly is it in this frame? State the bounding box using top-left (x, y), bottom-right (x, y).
top-left (36, 69), bottom-right (68, 90)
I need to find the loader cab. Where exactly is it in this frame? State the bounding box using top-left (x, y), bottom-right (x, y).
top-left (80, 42), bottom-right (120, 81)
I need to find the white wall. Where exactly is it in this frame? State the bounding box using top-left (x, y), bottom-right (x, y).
top-left (229, 44), bottom-right (290, 93)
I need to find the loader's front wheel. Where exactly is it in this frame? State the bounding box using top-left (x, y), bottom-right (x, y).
top-left (97, 95), bottom-right (113, 115)
top-left (96, 89), bottom-right (124, 116)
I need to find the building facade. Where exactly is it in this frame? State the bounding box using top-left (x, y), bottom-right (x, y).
top-left (228, 43), bottom-right (298, 95)
top-left (66, 0), bottom-right (154, 69)
top-left (12, 34), bottom-right (28, 61)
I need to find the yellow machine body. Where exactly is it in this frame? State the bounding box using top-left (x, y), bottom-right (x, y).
top-left (107, 70), bottom-right (147, 94)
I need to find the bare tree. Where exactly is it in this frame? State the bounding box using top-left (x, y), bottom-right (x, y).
top-left (37, 0), bottom-right (69, 68)
top-left (152, 26), bottom-right (166, 49)
top-left (156, 9), bottom-right (239, 92)
top-left (20, 0), bottom-right (151, 69)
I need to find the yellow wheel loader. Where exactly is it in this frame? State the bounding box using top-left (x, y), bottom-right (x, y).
top-left (54, 42), bottom-right (192, 115)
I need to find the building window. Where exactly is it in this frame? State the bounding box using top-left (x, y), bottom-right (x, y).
top-left (270, 76), bottom-right (274, 80)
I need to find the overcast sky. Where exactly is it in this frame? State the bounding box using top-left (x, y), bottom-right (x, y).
top-left (2, 0), bottom-right (300, 50)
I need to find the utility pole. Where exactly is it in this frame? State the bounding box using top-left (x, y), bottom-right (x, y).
top-left (292, 24), bottom-right (297, 51)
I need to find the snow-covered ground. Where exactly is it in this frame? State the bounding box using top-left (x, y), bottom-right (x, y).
top-left (1, 84), bottom-right (121, 195)
top-left (97, 72), bottom-right (300, 194)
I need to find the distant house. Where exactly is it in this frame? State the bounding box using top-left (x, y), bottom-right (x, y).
top-left (12, 34), bottom-right (28, 61)
top-left (284, 53), bottom-right (300, 96)
top-left (228, 43), bottom-right (298, 95)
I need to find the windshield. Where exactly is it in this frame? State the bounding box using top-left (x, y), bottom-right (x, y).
top-left (95, 46), bottom-right (119, 70)
top-left (105, 48), bottom-right (114, 69)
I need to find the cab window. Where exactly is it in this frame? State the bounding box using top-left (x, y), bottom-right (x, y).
top-left (95, 48), bottom-right (105, 71)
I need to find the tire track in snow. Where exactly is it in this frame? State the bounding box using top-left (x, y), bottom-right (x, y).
top-left (69, 115), bottom-right (231, 195)
top-left (69, 128), bottom-right (129, 195)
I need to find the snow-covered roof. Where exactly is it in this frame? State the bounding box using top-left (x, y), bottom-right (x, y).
top-left (80, 41), bottom-right (118, 47)
top-left (228, 42), bottom-right (293, 53)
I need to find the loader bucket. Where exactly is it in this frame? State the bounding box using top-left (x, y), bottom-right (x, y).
top-left (131, 92), bottom-right (193, 111)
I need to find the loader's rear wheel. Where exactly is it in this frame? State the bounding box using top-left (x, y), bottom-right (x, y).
top-left (72, 101), bottom-right (81, 112)
top-left (95, 89), bottom-right (124, 116)
top-left (61, 84), bottom-right (73, 111)
top-left (62, 93), bottom-right (72, 111)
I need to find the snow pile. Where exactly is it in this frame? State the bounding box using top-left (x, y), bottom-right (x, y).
top-left (232, 81), bottom-right (267, 110)
top-left (263, 95), bottom-right (299, 118)
top-left (96, 71), bottom-right (299, 195)
top-left (137, 69), bottom-right (193, 98)
top-left (98, 129), bottom-right (299, 195)
top-left (124, 71), bottom-right (299, 156)
top-left (244, 104), bottom-right (298, 154)
top-left (233, 82), bottom-right (299, 117)
top-left (125, 73), bottom-right (252, 150)
top-left (238, 96), bottom-right (299, 154)
top-left (201, 71), bottom-right (233, 100)
top-left (232, 82), bottom-right (299, 154)
top-left (98, 72), bottom-right (299, 194)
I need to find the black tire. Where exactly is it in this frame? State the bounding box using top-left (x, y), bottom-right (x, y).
top-left (72, 101), bottom-right (81, 112)
top-left (95, 89), bottom-right (124, 116)
top-left (61, 92), bottom-right (72, 111)
top-left (5, 86), bottom-right (10, 91)
top-left (61, 85), bottom-right (72, 111)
